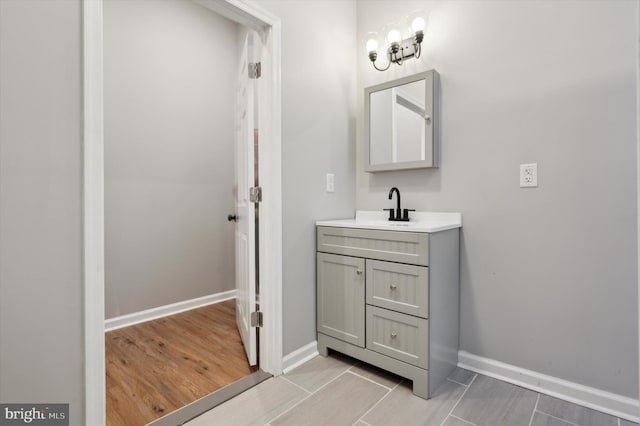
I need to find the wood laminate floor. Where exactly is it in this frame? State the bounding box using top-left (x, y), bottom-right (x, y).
top-left (106, 299), bottom-right (256, 426)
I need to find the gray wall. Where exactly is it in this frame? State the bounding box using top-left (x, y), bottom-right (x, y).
top-left (0, 0), bottom-right (84, 423)
top-left (357, 0), bottom-right (638, 398)
top-left (0, 0), bottom-right (637, 422)
top-left (104, 0), bottom-right (237, 318)
top-left (254, 0), bottom-right (358, 355)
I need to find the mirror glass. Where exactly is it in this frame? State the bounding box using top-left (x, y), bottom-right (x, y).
top-left (365, 70), bottom-right (438, 172)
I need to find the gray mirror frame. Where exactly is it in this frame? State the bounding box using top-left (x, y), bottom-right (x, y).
top-left (365, 69), bottom-right (440, 172)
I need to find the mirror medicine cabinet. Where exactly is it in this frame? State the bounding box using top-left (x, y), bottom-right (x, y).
top-left (365, 69), bottom-right (440, 172)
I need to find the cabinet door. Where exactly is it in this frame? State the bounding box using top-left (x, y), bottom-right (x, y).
top-left (317, 253), bottom-right (365, 347)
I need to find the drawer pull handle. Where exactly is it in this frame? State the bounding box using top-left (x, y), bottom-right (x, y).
top-left (356, 269), bottom-right (363, 275)
top-left (389, 284), bottom-right (397, 290)
top-left (390, 332), bottom-right (398, 339)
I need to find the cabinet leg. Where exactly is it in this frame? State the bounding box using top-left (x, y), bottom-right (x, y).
top-left (317, 334), bottom-right (330, 357)
top-left (317, 341), bottom-right (329, 357)
top-left (411, 372), bottom-right (430, 400)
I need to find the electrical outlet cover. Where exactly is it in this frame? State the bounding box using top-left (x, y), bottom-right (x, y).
top-left (520, 163), bottom-right (537, 188)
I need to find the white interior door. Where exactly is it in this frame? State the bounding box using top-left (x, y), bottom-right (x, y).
top-left (234, 31), bottom-right (259, 366)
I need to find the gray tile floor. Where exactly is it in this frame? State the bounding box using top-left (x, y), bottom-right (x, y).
top-left (185, 353), bottom-right (638, 426)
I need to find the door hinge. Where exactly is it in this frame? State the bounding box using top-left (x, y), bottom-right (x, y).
top-left (249, 62), bottom-right (261, 79)
top-left (250, 186), bottom-right (262, 203)
top-left (250, 311), bottom-right (263, 327)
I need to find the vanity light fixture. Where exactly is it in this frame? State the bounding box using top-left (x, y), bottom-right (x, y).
top-left (365, 11), bottom-right (427, 72)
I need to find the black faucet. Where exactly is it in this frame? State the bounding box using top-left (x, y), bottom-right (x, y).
top-left (385, 187), bottom-right (415, 222)
top-left (389, 187), bottom-right (402, 220)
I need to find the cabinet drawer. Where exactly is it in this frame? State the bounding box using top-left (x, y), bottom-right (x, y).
top-left (317, 226), bottom-right (429, 266)
top-left (366, 260), bottom-right (428, 318)
top-left (366, 306), bottom-right (428, 369)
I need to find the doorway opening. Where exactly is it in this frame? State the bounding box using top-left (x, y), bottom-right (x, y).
top-left (102, 2), bottom-right (265, 424)
top-left (82, 1), bottom-right (283, 425)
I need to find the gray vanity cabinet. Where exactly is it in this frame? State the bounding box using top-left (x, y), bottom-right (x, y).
top-left (316, 225), bottom-right (460, 399)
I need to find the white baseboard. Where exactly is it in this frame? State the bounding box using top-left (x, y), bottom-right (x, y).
top-left (104, 290), bottom-right (237, 332)
top-left (282, 341), bottom-right (319, 374)
top-left (458, 350), bottom-right (639, 423)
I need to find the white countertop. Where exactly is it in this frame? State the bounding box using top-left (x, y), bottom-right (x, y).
top-left (316, 211), bottom-right (462, 233)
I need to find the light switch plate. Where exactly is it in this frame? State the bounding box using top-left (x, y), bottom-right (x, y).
top-left (326, 173), bottom-right (335, 193)
top-left (520, 163), bottom-right (538, 187)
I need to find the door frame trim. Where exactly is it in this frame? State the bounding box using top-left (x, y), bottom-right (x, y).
top-left (82, 1), bottom-right (283, 424)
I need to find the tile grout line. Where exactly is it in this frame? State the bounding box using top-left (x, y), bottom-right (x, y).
top-left (278, 375), bottom-right (312, 395)
top-left (534, 410), bottom-right (582, 426)
top-left (446, 377), bottom-right (472, 387)
top-left (345, 370), bottom-right (395, 391)
top-left (263, 368), bottom-right (351, 425)
top-left (305, 366), bottom-right (355, 394)
top-left (449, 414), bottom-right (480, 426)
top-left (353, 379), bottom-right (404, 425)
top-left (259, 385), bottom-right (316, 425)
top-left (528, 393), bottom-right (541, 426)
top-left (439, 373), bottom-right (478, 426)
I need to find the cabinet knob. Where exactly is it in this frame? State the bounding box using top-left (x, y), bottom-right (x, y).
top-left (389, 284), bottom-right (397, 291)
top-left (356, 269), bottom-right (363, 275)
top-left (390, 332), bottom-right (397, 339)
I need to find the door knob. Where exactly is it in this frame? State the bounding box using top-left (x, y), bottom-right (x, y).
top-left (227, 214), bottom-right (238, 222)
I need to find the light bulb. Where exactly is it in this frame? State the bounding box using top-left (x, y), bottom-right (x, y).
top-left (386, 28), bottom-right (402, 44)
top-left (365, 35), bottom-right (378, 53)
top-left (411, 16), bottom-right (426, 33)
top-left (407, 10), bottom-right (427, 47)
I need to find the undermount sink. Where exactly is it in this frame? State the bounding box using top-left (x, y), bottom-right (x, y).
top-left (316, 210), bottom-right (462, 233)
